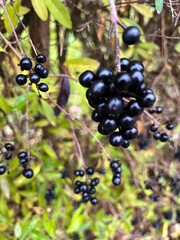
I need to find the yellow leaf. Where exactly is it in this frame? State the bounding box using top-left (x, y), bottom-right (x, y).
top-left (31, 0), bottom-right (48, 21)
top-left (132, 4), bottom-right (154, 19)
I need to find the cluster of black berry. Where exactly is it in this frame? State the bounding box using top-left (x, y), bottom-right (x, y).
top-left (79, 58), bottom-right (156, 147)
top-left (16, 54), bottom-right (49, 93)
top-left (74, 167), bottom-right (99, 205)
top-left (110, 160), bottom-right (122, 186)
top-left (0, 142), bottom-right (15, 175)
top-left (18, 151), bottom-right (34, 178)
top-left (45, 185), bottom-right (56, 203)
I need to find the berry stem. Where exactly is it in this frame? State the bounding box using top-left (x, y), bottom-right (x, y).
top-left (1, 3), bottom-right (25, 56)
top-left (109, 0), bottom-right (121, 72)
top-left (0, 31), bottom-right (21, 59)
top-left (25, 85), bottom-right (31, 164)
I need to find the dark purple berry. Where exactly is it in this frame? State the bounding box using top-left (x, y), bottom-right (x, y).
top-left (18, 151), bottom-right (27, 159)
top-left (79, 71), bottom-right (95, 88)
top-left (160, 133), bottom-right (169, 142)
top-left (100, 116), bottom-right (118, 134)
top-left (107, 96), bottom-right (124, 115)
top-left (114, 72), bottom-right (132, 91)
top-left (96, 68), bottom-right (114, 81)
top-left (153, 131), bottom-right (161, 140)
top-left (121, 139), bottom-right (130, 148)
top-left (85, 167), bottom-right (94, 175)
top-left (118, 113), bottom-right (135, 129)
top-left (20, 57), bottom-right (32, 70)
top-left (110, 160), bottom-right (120, 171)
top-left (34, 63), bottom-right (44, 74)
top-left (91, 110), bottom-right (103, 122)
top-left (36, 54), bottom-right (47, 63)
top-left (127, 60), bottom-right (144, 72)
top-left (22, 168), bottom-right (34, 178)
top-left (29, 73), bottom-right (40, 84)
top-left (166, 122), bottom-right (174, 130)
top-left (90, 177), bottom-right (100, 187)
top-left (109, 132), bottom-right (123, 147)
top-left (90, 197), bottom-right (98, 205)
top-left (123, 127), bottom-right (138, 140)
top-left (16, 74), bottom-right (27, 85)
top-left (4, 143), bottom-right (14, 151)
top-left (122, 26), bottom-right (140, 45)
top-left (39, 68), bottom-right (49, 78)
top-left (4, 152), bottom-right (12, 160)
top-left (112, 177), bottom-right (121, 185)
top-left (120, 58), bottom-right (129, 71)
top-left (127, 100), bottom-right (144, 116)
top-left (155, 106), bottom-right (163, 114)
top-left (130, 71), bottom-right (144, 87)
top-left (0, 166), bottom-right (6, 175)
top-left (150, 123), bottom-right (158, 132)
top-left (89, 80), bottom-right (107, 99)
top-left (38, 83), bottom-right (49, 92)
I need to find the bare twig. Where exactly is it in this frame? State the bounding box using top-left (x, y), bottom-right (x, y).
top-left (25, 85), bottom-right (31, 163)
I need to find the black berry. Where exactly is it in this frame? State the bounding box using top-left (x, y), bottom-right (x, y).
top-left (122, 26), bottom-right (140, 45)
top-left (4, 143), bottom-right (15, 151)
top-left (36, 54), bottom-right (47, 63)
top-left (20, 57), bottom-right (32, 71)
top-left (0, 166), bottom-right (6, 175)
top-left (29, 73), bottom-right (40, 84)
top-left (22, 168), bottom-right (34, 178)
top-left (16, 74), bottom-right (27, 85)
top-left (38, 83), bottom-right (49, 92)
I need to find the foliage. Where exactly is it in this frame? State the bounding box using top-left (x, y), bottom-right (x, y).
top-left (0, 0), bottom-right (180, 239)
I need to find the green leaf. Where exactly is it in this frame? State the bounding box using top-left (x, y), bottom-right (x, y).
top-left (19, 6), bottom-right (31, 16)
top-left (0, 46), bottom-right (5, 52)
top-left (44, 0), bottom-right (72, 29)
top-left (31, 0), bottom-right (48, 21)
top-left (20, 218), bottom-right (39, 240)
top-left (39, 99), bottom-right (56, 126)
top-left (64, 58), bottom-right (100, 73)
top-left (0, 95), bottom-right (12, 113)
top-left (3, 1), bottom-right (20, 34)
top-left (132, 4), bottom-right (154, 19)
top-left (137, 42), bottom-right (159, 51)
top-left (0, 178), bottom-right (10, 199)
top-left (67, 206), bottom-right (86, 233)
top-left (155, 0), bottom-right (164, 14)
top-left (13, 92), bottom-right (36, 109)
top-left (14, 222), bottom-right (22, 238)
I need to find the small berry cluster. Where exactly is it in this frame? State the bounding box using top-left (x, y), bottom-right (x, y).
top-left (16, 54), bottom-right (49, 93)
top-left (110, 160), bottom-right (122, 186)
top-left (74, 167), bottom-right (99, 205)
top-left (18, 151), bottom-right (34, 178)
top-left (79, 58), bottom-right (156, 147)
top-left (0, 142), bottom-right (15, 175)
top-left (45, 185), bottom-right (56, 203)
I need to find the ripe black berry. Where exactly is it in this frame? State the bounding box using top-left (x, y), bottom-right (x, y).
top-left (110, 160), bottom-right (120, 171)
top-left (91, 110), bottom-right (103, 122)
top-left (122, 26), bottom-right (140, 45)
top-left (79, 184), bottom-right (88, 192)
top-left (114, 72), bottom-right (132, 91)
top-left (123, 127), bottom-right (138, 140)
top-left (22, 168), bottom-right (34, 178)
top-left (96, 100), bottom-right (108, 117)
top-left (89, 187), bottom-right (96, 194)
top-left (74, 187), bottom-right (80, 194)
top-left (127, 100), bottom-right (144, 116)
top-left (130, 70), bottom-right (144, 87)
top-left (127, 60), bottom-right (144, 72)
top-left (79, 70), bottom-right (95, 88)
top-left (29, 73), bottom-right (40, 84)
top-left (85, 167), bottom-right (94, 175)
top-left (39, 68), bottom-right (49, 78)
top-left (112, 177), bottom-right (121, 185)
top-left (35, 63), bottom-right (44, 74)
top-left (96, 68), bottom-right (114, 81)
top-left (150, 123), bottom-right (158, 132)
top-left (121, 139), bottom-right (130, 148)
top-left (163, 210), bottom-right (173, 220)
top-left (20, 57), bottom-right (32, 70)
top-left (18, 151), bottom-right (27, 159)
top-left (61, 169), bottom-right (69, 178)
top-left (36, 54), bottom-right (47, 63)
top-left (4, 152), bottom-right (12, 160)
top-left (90, 197), bottom-right (98, 205)
top-left (100, 116), bottom-right (118, 134)
top-left (0, 166), bottom-right (6, 175)
top-left (141, 92), bottom-right (156, 108)
top-left (120, 58), bottom-right (129, 71)
top-left (118, 113), bottom-right (135, 129)
top-left (89, 80), bottom-right (107, 99)
top-left (107, 96), bottom-right (124, 115)
top-left (38, 83), bottom-right (49, 92)
top-left (166, 122), bottom-right (174, 130)
top-left (153, 131), bottom-right (161, 140)
top-left (90, 177), bottom-right (100, 187)
top-left (109, 132), bottom-right (123, 147)
top-left (4, 143), bottom-right (15, 151)
top-left (155, 106), bottom-right (163, 114)
top-left (74, 170), bottom-right (84, 177)
top-left (160, 133), bottom-right (169, 142)
top-left (16, 74), bottom-right (27, 85)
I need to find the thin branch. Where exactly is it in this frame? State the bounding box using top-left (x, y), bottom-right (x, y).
top-left (109, 0), bottom-right (121, 72)
top-left (1, 3), bottom-right (24, 56)
top-left (25, 85), bottom-right (31, 163)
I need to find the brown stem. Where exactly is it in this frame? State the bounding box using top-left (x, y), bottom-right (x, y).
top-left (25, 85), bottom-right (31, 163)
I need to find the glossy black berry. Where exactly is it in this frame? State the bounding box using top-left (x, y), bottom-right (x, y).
top-left (109, 132), bottom-right (123, 147)
top-left (61, 169), bottom-right (69, 178)
top-left (96, 100), bottom-right (108, 117)
top-left (122, 26), bottom-right (140, 45)
top-left (121, 139), bottom-right (130, 148)
top-left (150, 123), bottom-right (158, 132)
top-left (115, 166), bottom-right (122, 174)
top-left (114, 72), bottom-right (132, 91)
top-left (45, 189), bottom-right (56, 202)
top-left (4, 143), bottom-right (15, 151)
top-left (0, 166), bottom-right (6, 175)
top-left (148, 108), bottom-right (155, 114)
top-left (38, 83), bottom-right (49, 92)
top-left (160, 133), bottom-right (169, 142)
top-left (34, 63), bottom-right (44, 74)
top-left (120, 58), bottom-right (129, 71)
top-left (79, 70), bottom-right (95, 88)
top-left (29, 73), bottom-right (40, 84)
top-left (4, 152), bottom-right (12, 160)
top-left (85, 167), bottom-right (94, 175)
top-left (123, 127), bottom-right (138, 140)
top-left (107, 96), bottom-right (124, 115)
top-left (166, 122), bottom-right (174, 130)
top-left (110, 160), bottom-right (120, 171)
top-left (79, 184), bottom-right (88, 193)
top-left (20, 57), bottom-right (32, 70)
top-left (91, 110), bottom-right (103, 122)
top-left (112, 177), bottom-right (121, 185)
top-left (155, 106), bottom-right (163, 114)
top-left (153, 131), bottom-right (161, 140)
top-left (127, 60), bottom-right (144, 72)
top-left (19, 158), bottom-right (27, 165)
top-left (101, 116), bottom-right (118, 134)
top-left (90, 197), bottom-right (98, 205)
top-left (89, 80), bottom-right (107, 99)
top-left (16, 74), bottom-right (27, 85)
top-left (74, 187), bottom-right (80, 194)
top-left (90, 177), bottom-right (100, 187)
top-left (127, 100), bottom-right (144, 116)
top-left (97, 122), bottom-right (109, 135)
top-left (141, 92), bottom-right (156, 108)
top-left (22, 168), bottom-right (34, 178)
top-left (74, 170), bottom-right (84, 177)
top-left (36, 54), bottom-right (47, 63)
top-left (118, 113), bottom-right (135, 129)
top-left (39, 68), bottom-right (49, 78)
top-left (75, 180), bottom-right (82, 186)
top-left (89, 187), bottom-right (96, 195)
top-left (96, 68), bottom-right (114, 81)
top-left (18, 151), bottom-right (27, 160)
top-left (130, 71), bottom-right (144, 87)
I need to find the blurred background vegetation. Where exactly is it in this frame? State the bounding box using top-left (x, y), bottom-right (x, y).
top-left (0, 0), bottom-right (180, 239)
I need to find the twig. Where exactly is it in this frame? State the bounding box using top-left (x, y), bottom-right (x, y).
top-left (109, 0), bottom-right (121, 72)
top-left (0, 31), bottom-right (21, 59)
top-left (1, 3), bottom-right (24, 56)
top-left (48, 74), bottom-right (78, 82)
top-left (25, 85), bottom-right (31, 163)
